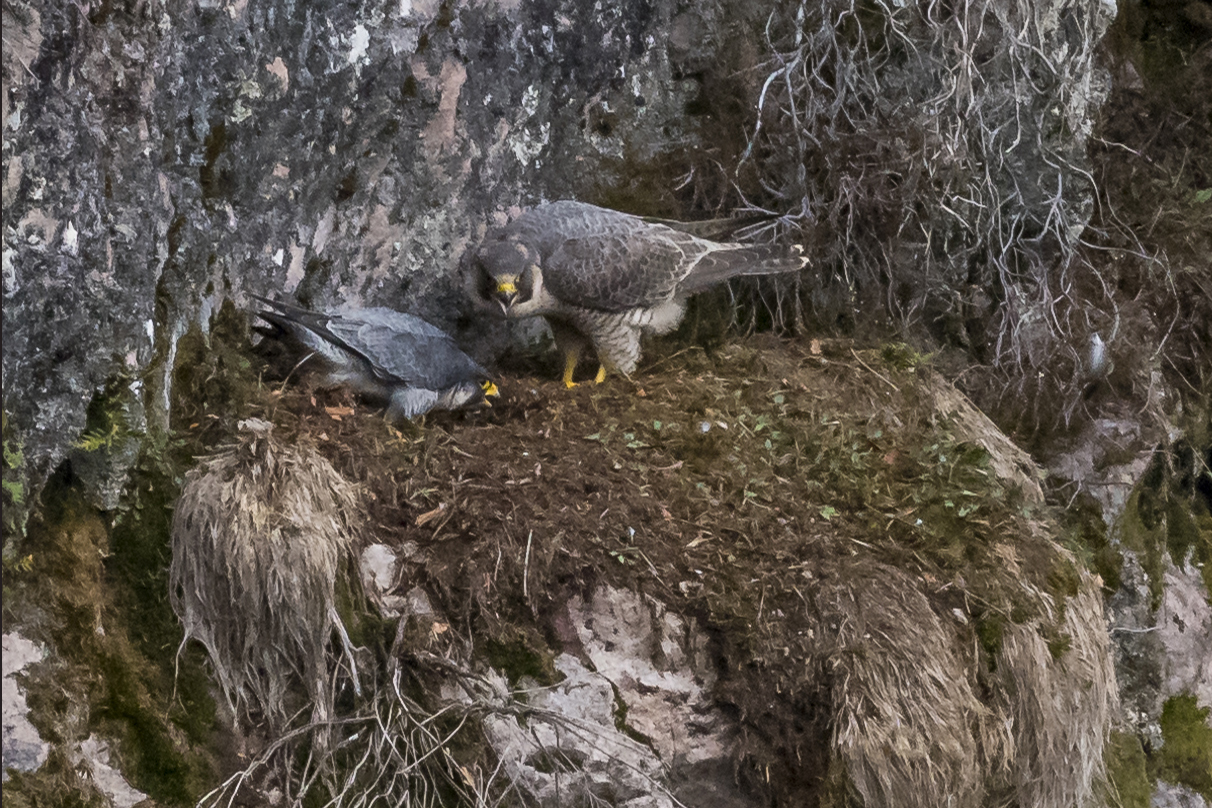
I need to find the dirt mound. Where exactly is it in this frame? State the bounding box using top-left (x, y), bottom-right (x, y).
top-left (177, 326), bottom-right (1115, 806)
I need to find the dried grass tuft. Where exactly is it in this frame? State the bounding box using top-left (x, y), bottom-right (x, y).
top-left (170, 418), bottom-right (362, 729)
top-left (996, 571), bottom-right (1116, 808)
top-left (817, 562), bottom-right (1113, 808)
top-left (824, 563), bottom-right (987, 808)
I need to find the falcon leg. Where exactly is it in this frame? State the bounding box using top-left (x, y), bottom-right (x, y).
top-left (563, 350), bottom-right (581, 389)
top-left (594, 364), bottom-right (607, 384)
top-left (551, 318), bottom-right (591, 389)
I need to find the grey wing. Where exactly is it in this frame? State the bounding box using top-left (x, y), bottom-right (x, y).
top-left (328, 310), bottom-right (488, 390)
top-left (540, 223), bottom-right (708, 312)
top-left (640, 210), bottom-right (779, 241)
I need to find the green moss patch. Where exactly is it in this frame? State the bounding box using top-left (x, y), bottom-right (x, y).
top-left (1103, 731), bottom-right (1151, 808)
top-left (4, 471), bottom-right (217, 806)
top-left (1153, 695), bottom-right (1212, 796)
top-left (1059, 494), bottom-right (1124, 596)
top-left (1117, 432), bottom-right (1212, 609)
top-left (483, 629), bottom-right (560, 687)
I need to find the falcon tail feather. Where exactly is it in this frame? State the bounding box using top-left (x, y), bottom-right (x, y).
top-left (252, 307), bottom-right (298, 337)
top-left (678, 244), bottom-right (807, 295)
top-left (641, 211), bottom-right (780, 242)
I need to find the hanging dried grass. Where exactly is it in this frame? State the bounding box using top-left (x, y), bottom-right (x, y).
top-left (823, 563), bottom-right (989, 807)
top-left (996, 572), bottom-right (1116, 808)
top-left (170, 418), bottom-right (362, 730)
top-left (706, 0), bottom-right (1127, 436)
top-left (815, 559), bottom-right (1114, 808)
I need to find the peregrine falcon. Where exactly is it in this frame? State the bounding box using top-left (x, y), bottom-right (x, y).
top-left (253, 296), bottom-right (498, 420)
top-left (464, 201), bottom-right (807, 386)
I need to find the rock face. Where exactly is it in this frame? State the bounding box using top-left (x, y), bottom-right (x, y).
top-left (560, 587), bottom-right (748, 808)
top-left (1157, 562), bottom-right (1212, 712)
top-left (2, 633), bottom-right (49, 779)
top-left (2, 0), bottom-right (708, 511)
top-left (1050, 411), bottom-right (1212, 801)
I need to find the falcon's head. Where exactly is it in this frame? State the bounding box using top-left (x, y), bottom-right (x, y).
top-left (387, 378), bottom-right (499, 421)
top-left (468, 237), bottom-right (544, 316)
top-left (440, 377), bottom-right (500, 412)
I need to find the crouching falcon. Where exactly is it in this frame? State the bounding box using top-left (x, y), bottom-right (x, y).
top-left (464, 200), bottom-right (807, 387)
top-left (254, 296), bottom-right (498, 420)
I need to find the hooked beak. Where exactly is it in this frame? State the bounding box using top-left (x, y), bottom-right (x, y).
top-left (493, 279), bottom-right (519, 313)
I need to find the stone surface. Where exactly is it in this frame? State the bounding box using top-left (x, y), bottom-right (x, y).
top-left (564, 586), bottom-right (735, 776)
top-left (1152, 781), bottom-right (1210, 808)
top-left (472, 584), bottom-right (755, 807)
top-left (360, 544), bottom-right (400, 593)
top-left (78, 735), bottom-right (149, 808)
top-left (2, 633), bottom-right (49, 780)
top-left (1108, 552), bottom-right (1168, 749)
top-left (1049, 417), bottom-right (1156, 526)
top-left (480, 655), bottom-right (675, 808)
top-left (1158, 560), bottom-right (1212, 712)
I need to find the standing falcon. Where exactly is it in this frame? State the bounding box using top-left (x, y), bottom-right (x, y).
top-left (464, 201), bottom-right (807, 386)
top-left (254, 296), bottom-right (498, 420)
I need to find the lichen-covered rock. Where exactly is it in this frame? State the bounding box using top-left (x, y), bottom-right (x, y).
top-left (1, 0), bottom-right (706, 516)
top-left (561, 586), bottom-right (750, 807)
top-left (2, 633), bottom-right (49, 779)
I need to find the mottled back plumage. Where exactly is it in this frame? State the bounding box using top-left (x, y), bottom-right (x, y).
top-left (464, 201), bottom-right (806, 385)
top-left (254, 296), bottom-right (497, 419)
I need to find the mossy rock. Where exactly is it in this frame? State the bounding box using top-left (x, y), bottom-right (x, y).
top-left (1153, 695), bottom-right (1212, 796)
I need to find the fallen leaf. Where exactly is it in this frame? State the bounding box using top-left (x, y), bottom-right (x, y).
top-left (415, 502), bottom-right (448, 526)
top-left (325, 405), bottom-right (355, 420)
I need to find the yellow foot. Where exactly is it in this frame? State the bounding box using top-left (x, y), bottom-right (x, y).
top-left (593, 365), bottom-right (607, 384)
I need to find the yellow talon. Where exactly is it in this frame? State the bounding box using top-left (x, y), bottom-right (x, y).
top-left (482, 380), bottom-right (499, 398)
top-left (593, 365), bottom-right (607, 384)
